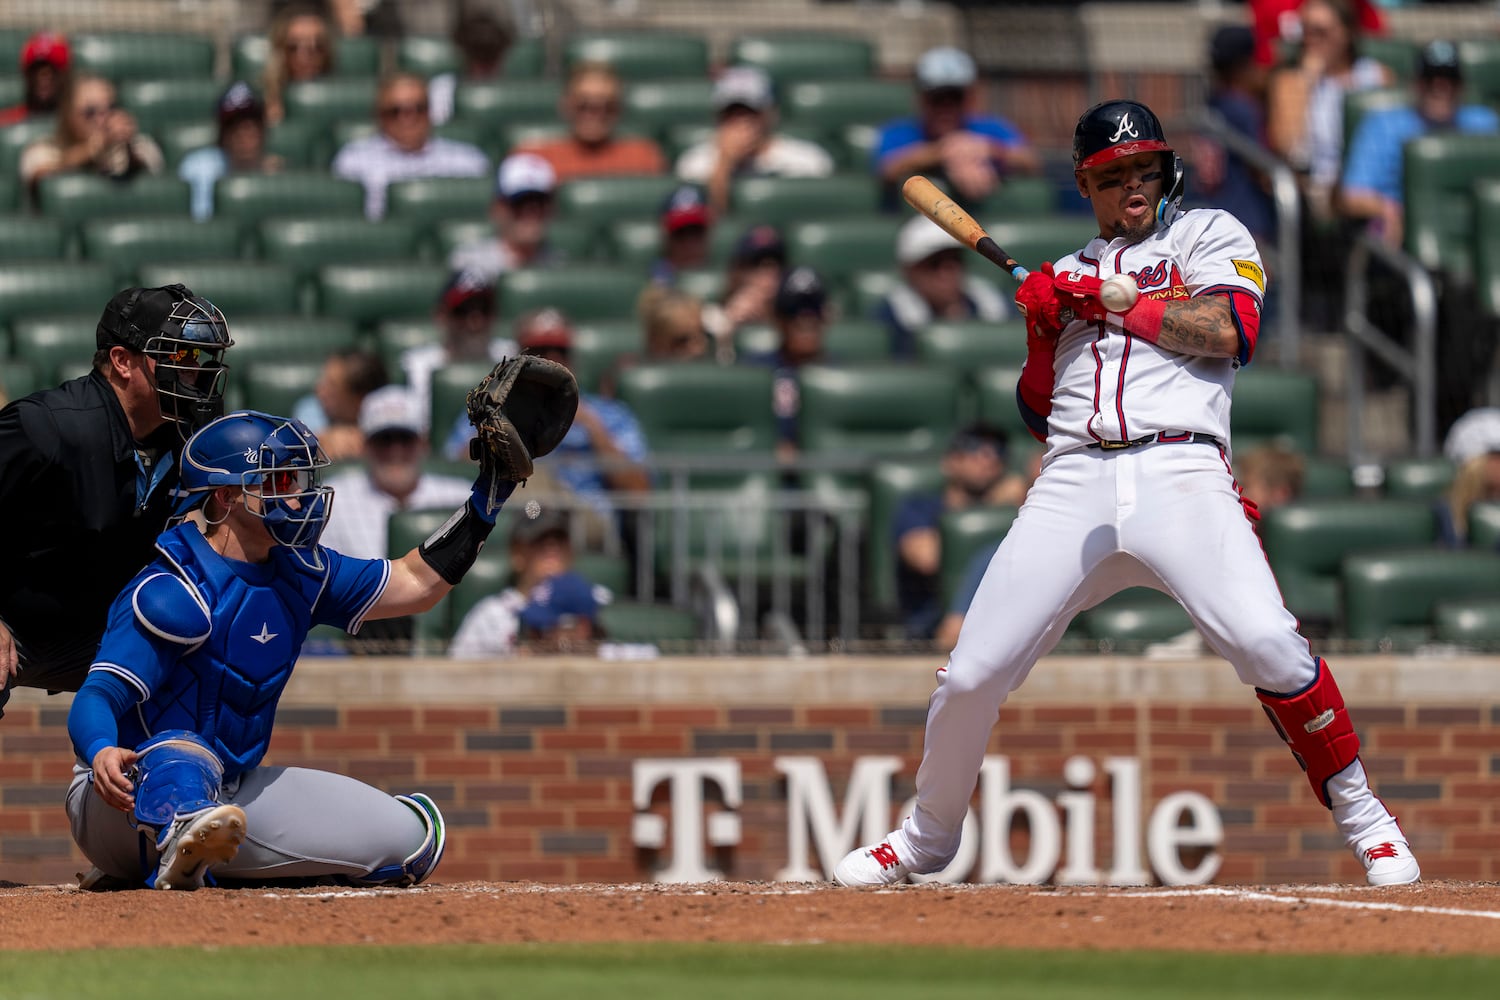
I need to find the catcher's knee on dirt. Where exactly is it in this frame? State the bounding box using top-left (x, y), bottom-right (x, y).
top-left (1256, 658), bottom-right (1360, 809)
top-left (355, 793), bottom-right (447, 887)
top-left (130, 729), bottom-right (227, 846)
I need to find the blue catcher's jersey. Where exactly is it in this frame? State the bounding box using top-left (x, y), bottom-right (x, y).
top-left (88, 523), bottom-right (390, 778)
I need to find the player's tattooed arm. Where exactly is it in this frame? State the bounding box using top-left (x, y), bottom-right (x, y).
top-left (1154, 296), bottom-right (1241, 358)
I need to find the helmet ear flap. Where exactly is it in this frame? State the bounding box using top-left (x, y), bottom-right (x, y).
top-left (1158, 152), bottom-right (1186, 223)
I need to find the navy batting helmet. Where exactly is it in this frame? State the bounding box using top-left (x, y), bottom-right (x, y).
top-left (178, 411), bottom-right (333, 569)
top-left (1073, 99), bottom-right (1185, 222)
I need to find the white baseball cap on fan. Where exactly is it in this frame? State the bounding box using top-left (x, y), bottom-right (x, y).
top-left (896, 215), bottom-right (964, 266)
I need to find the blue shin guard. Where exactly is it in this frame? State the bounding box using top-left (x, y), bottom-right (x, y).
top-left (131, 730), bottom-right (226, 851)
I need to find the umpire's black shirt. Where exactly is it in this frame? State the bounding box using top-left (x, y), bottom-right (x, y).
top-left (0, 370), bottom-right (181, 696)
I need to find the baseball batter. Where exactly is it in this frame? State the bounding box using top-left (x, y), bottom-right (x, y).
top-left (836, 100), bottom-right (1419, 888)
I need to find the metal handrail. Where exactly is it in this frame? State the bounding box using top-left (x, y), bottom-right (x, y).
top-left (1343, 231), bottom-right (1439, 461)
top-left (1194, 108), bottom-right (1303, 366)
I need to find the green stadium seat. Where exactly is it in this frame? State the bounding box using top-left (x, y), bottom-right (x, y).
top-left (846, 270), bottom-right (903, 318)
top-left (36, 175), bottom-right (190, 223)
top-left (494, 122), bottom-right (568, 157)
top-left (237, 359), bottom-right (325, 416)
top-left (437, 217), bottom-right (594, 264)
top-left (1079, 588), bottom-right (1195, 644)
top-left (572, 320), bottom-right (641, 395)
top-left (225, 316), bottom-right (358, 366)
top-left (453, 79), bottom-right (562, 125)
top-left (729, 34), bottom-right (875, 83)
top-left (282, 78), bottom-right (378, 131)
top-left (136, 262), bottom-right (299, 317)
top-left (606, 216), bottom-right (740, 269)
top-left (0, 217), bottom-right (65, 259)
top-left (80, 217), bottom-right (244, 286)
top-left (428, 360), bottom-right (497, 446)
top-left (214, 172), bottom-right (366, 224)
top-left (556, 175), bottom-right (683, 226)
top-left (1358, 37), bottom-right (1418, 83)
top-left (385, 176), bottom-right (494, 232)
top-left (0, 172), bottom-right (14, 213)
top-left (1404, 133), bottom-right (1500, 281)
top-left (1344, 549), bottom-right (1500, 642)
top-left (0, 77), bottom-right (18, 109)
top-left (1458, 39), bottom-right (1500, 105)
top-left (563, 33), bottom-right (709, 80)
top-left (1230, 368), bottom-right (1320, 454)
top-left (73, 32), bottom-right (215, 80)
top-left (0, 265), bottom-right (114, 331)
top-left (969, 365), bottom-right (1028, 439)
top-left (1468, 501), bottom-right (1500, 550)
top-left (446, 547), bottom-right (510, 639)
top-left (1342, 87), bottom-right (1410, 155)
top-left (1476, 179), bottom-right (1500, 320)
top-left (598, 600), bottom-right (699, 643)
top-left (505, 38), bottom-right (547, 79)
top-left (1433, 596), bottom-right (1500, 644)
top-left (156, 120), bottom-right (218, 170)
top-left (915, 319), bottom-right (1030, 372)
top-left (0, 118), bottom-right (54, 177)
top-left (674, 268), bottom-right (725, 303)
top-left (0, 31), bottom-right (30, 67)
top-left (974, 218), bottom-right (1101, 277)
top-left (938, 505), bottom-right (1020, 604)
top-left (972, 176), bottom-right (1062, 218)
top-left (10, 316), bottom-right (97, 384)
top-left (786, 217), bottom-right (904, 281)
top-left (0, 358), bottom-right (42, 399)
top-left (397, 35), bottom-right (461, 78)
top-left (822, 320), bottom-right (890, 362)
top-left (317, 263), bottom-right (450, 327)
top-left (623, 79), bottom-right (715, 135)
top-left (117, 79), bottom-right (224, 135)
top-left (866, 458), bottom-right (945, 613)
top-left (230, 34), bottom-right (381, 84)
top-left (499, 267), bottom-right (642, 321)
top-left (618, 362), bottom-right (775, 456)
top-left (1382, 456), bottom-right (1456, 500)
top-left (841, 122), bottom-right (880, 171)
top-left (1301, 456), bottom-right (1355, 498)
top-left (256, 218), bottom-right (423, 283)
top-left (729, 175), bottom-right (878, 225)
top-left (798, 363), bottom-right (960, 457)
top-left (1259, 499), bottom-right (1438, 627)
top-left (781, 79), bottom-right (911, 129)
top-left (373, 318), bottom-right (440, 377)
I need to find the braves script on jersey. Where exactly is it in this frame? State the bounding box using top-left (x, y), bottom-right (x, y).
top-left (1047, 208), bottom-right (1265, 458)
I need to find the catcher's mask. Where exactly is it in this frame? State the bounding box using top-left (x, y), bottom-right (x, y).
top-left (97, 284), bottom-right (234, 439)
top-left (176, 410), bottom-right (334, 570)
top-left (1073, 99), bottom-right (1185, 223)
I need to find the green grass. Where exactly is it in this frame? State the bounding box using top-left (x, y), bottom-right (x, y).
top-left (0, 944), bottom-right (1496, 999)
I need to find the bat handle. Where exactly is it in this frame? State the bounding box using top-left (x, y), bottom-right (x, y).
top-left (974, 235), bottom-right (1028, 284)
top-left (1009, 265), bottom-right (1030, 282)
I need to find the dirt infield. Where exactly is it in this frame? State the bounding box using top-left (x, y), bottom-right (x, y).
top-left (2, 880), bottom-right (1499, 955)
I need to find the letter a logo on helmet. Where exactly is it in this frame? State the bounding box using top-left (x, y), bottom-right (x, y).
top-left (1107, 113), bottom-right (1139, 144)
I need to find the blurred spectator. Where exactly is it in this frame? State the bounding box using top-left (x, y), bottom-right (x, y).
top-left (702, 224), bottom-right (787, 348)
top-left (1250, 0), bottom-right (1384, 69)
top-left (263, 4), bottom-right (336, 126)
top-left (20, 75), bottom-right (163, 197)
top-left (446, 309), bottom-right (652, 506)
top-left (675, 66), bottom-right (834, 215)
top-left (894, 423), bottom-right (1027, 640)
top-left (876, 215), bottom-right (1011, 359)
top-left (637, 284), bottom-right (712, 362)
top-left (332, 71), bottom-right (489, 219)
top-left (1340, 41), bottom-right (1499, 248)
top-left (744, 266), bottom-right (832, 466)
top-left (1192, 25), bottom-right (1276, 244)
top-left (518, 62), bottom-right (666, 182)
top-left (401, 269), bottom-right (518, 421)
top-left (873, 46), bottom-right (1040, 211)
top-left (449, 511), bottom-right (612, 658)
top-left (1439, 452), bottom-right (1500, 548)
top-left (291, 346), bottom-right (389, 462)
top-left (649, 183), bottom-right (713, 286)
top-left (449, 152), bottom-right (562, 280)
top-left (178, 82), bottom-right (285, 220)
top-left (0, 31), bottom-right (69, 126)
top-left (319, 384), bottom-right (471, 561)
top-left (428, 8), bottom-right (515, 125)
top-left (1265, 0), bottom-right (1392, 220)
top-left (1234, 443), bottom-right (1306, 524)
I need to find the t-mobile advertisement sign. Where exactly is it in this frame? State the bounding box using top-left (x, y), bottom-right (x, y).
top-left (632, 755), bottom-right (1223, 885)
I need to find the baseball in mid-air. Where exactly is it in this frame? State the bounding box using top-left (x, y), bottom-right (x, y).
top-left (1100, 275), bottom-right (1140, 313)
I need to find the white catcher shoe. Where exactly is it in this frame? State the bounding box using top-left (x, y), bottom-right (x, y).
top-left (1357, 837), bottom-right (1420, 886)
top-left (833, 835), bottom-right (912, 887)
top-left (153, 804), bottom-right (247, 890)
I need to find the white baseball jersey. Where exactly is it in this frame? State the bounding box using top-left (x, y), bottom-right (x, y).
top-left (1043, 208), bottom-right (1266, 460)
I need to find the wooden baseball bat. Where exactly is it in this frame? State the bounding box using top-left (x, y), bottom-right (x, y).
top-left (901, 175), bottom-right (1029, 282)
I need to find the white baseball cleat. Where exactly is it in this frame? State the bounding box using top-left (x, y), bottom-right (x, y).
top-left (154, 804), bottom-right (247, 890)
top-left (833, 838), bottom-right (911, 886)
top-left (1357, 838), bottom-right (1420, 886)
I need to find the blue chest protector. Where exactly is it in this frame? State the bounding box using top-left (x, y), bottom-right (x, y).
top-left (124, 525), bottom-right (328, 778)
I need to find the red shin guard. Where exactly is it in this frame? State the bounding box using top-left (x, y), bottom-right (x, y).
top-left (1255, 659), bottom-right (1360, 809)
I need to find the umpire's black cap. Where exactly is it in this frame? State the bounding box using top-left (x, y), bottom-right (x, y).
top-left (96, 284), bottom-right (194, 352)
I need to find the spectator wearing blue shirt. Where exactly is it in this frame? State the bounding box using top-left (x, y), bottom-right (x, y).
top-left (1340, 40), bottom-right (1500, 247)
top-left (179, 82), bottom-right (284, 220)
top-left (873, 47), bottom-right (1041, 212)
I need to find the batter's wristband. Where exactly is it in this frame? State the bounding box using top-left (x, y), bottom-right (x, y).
top-left (417, 499), bottom-right (496, 586)
top-left (1121, 297), bottom-right (1166, 343)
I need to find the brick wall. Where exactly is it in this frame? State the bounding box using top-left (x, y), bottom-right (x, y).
top-left (1, 656), bottom-right (1496, 886)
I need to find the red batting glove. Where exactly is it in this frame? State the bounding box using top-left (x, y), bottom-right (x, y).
top-left (1052, 269), bottom-right (1107, 324)
top-left (1014, 261), bottom-right (1064, 331)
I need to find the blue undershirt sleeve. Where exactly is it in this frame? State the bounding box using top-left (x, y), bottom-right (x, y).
top-left (67, 671), bottom-right (139, 765)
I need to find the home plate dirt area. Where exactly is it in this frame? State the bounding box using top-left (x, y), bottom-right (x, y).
top-left (2, 881), bottom-right (1500, 954)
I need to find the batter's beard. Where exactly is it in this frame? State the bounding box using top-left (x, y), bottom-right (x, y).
top-left (1112, 214), bottom-right (1158, 245)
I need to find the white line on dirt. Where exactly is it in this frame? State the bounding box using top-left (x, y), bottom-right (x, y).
top-left (1059, 886), bottom-right (1500, 921)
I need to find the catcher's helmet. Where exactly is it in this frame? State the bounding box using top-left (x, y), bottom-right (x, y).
top-left (178, 410), bottom-right (333, 569)
top-left (97, 284), bottom-right (233, 440)
top-left (1073, 99), bottom-right (1185, 222)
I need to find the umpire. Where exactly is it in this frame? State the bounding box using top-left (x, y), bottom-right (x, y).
top-left (0, 284), bottom-right (232, 716)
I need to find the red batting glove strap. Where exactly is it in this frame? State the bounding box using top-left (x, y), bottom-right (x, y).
top-left (1051, 269), bottom-right (1106, 324)
top-left (1014, 261), bottom-right (1062, 330)
top-left (1120, 296), bottom-right (1166, 343)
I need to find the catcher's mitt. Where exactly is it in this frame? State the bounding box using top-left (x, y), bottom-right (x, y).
top-left (466, 354), bottom-right (579, 491)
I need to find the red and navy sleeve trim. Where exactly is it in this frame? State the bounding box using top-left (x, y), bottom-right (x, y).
top-left (1196, 284), bottom-right (1261, 366)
